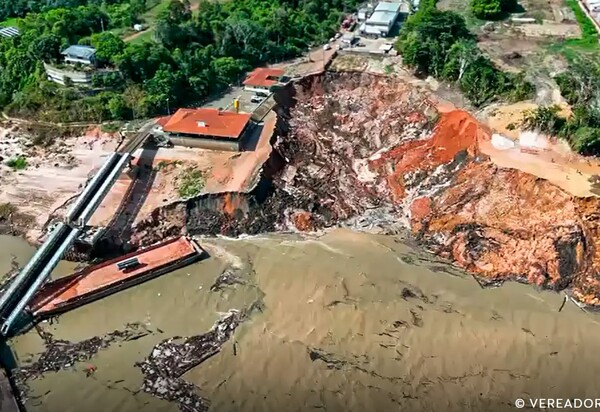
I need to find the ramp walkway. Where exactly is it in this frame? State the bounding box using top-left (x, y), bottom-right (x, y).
top-left (0, 125), bottom-right (153, 336)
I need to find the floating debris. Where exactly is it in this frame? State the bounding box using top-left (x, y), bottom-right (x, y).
top-left (209, 269), bottom-right (245, 292)
top-left (14, 322), bottom-right (154, 403)
top-left (136, 310), bottom-right (243, 412)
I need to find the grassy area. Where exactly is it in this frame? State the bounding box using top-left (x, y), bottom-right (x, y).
top-left (128, 29), bottom-right (155, 44)
top-left (178, 167), bottom-right (204, 198)
top-left (123, 0), bottom-right (201, 43)
top-left (550, 0), bottom-right (599, 57)
top-left (0, 17), bottom-right (20, 28)
top-left (6, 156), bottom-right (27, 170)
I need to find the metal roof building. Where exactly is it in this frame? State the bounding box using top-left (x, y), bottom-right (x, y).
top-left (0, 27), bottom-right (20, 38)
top-left (363, 2), bottom-right (405, 36)
top-left (61, 45), bottom-right (97, 65)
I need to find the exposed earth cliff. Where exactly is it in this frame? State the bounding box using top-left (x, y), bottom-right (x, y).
top-left (130, 71), bottom-right (600, 307)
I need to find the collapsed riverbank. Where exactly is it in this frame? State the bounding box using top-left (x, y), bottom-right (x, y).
top-left (4, 69), bottom-right (600, 306)
top-left (121, 71), bottom-right (600, 308)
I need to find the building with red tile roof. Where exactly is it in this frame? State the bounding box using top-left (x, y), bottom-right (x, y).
top-left (243, 68), bottom-right (285, 92)
top-left (161, 108), bottom-right (253, 151)
top-left (155, 115), bottom-right (172, 128)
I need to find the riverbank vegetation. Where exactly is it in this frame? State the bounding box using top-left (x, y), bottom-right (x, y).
top-left (5, 156), bottom-right (27, 170)
top-left (177, 167), bottom-right (204, 198)
top-left (0, 0), bottom-right (359, 123)
top-left (395, 0), bottom-right (534, 107)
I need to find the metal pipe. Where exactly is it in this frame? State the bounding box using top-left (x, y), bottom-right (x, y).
top-left (76, 154), bottom-right (131, 227)
top-left (65, 153), bottom-right (120, 224)
top-left (0, 223), bottom-right (67, 316)
top-left (1, 227), bottom-right (80, 336)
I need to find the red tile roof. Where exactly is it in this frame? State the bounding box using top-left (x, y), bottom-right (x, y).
top-left (162, 108), bottom-right (251, 140)
top-left (155, 115), bottom-right (172, 127)
top-left (243, 67), bottom-right (285, 88)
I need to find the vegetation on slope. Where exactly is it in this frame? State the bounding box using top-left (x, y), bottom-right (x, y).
top-left (523, 57), bottom-right (600, 155)
top-left (0, 0), bottom-right (359, 123)
top-left (395, 0), bottom-right (533, 107)
top-left (561, 0), bottom-right (599, 52)
top-left (470, 0), bottom-right (517, 20)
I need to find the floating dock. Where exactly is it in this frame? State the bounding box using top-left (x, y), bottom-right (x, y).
top-left (29, 237), bottom-right (205, 319)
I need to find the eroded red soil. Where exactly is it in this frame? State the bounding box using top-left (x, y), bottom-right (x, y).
top-left (131, 72), bottom-right (600, 306)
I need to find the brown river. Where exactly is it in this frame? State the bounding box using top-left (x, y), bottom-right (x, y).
top-left (3, 230), bottom-right (600, 412)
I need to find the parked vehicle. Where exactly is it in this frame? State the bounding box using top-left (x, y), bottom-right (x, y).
top-left (251, 95), bottom-right (264, 103)
top-left (323, 43), bottom-right (332, 50)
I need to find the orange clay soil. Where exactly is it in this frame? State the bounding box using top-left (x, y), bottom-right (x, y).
top-left (370, 110), bottom-right (485, 201)
top-left (370, 109), bottom-right (600, 304)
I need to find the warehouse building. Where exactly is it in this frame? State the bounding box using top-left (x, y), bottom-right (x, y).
top-left (362, 1), bottom-right (408, 37)
top-left (364, 2), bottom-right (408, 36)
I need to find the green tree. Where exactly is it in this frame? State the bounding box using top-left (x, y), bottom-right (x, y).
top-left (396, 9), bottom-right (473, 76)
top-left (459, 57), bottom-right (510, 105)
top-left (27, 33), bottom-right (62, 62)
top-left (91, 32), bottom-right (125, 66)
top-left (570, 127), bottom-right (600, 155)
top-left (123, 83), bottom-right (148, 119)
top-left (471, 0), bottom-right (502, 20)
top-left (108, 94), bottom-right (128, 120)
top-left (163, 0), bottom-right (192, 23)
top-left (441, 39), bottom-right (479, 81)
top-left (144, 64), bottom-right (186, 112)
top-left (210, 56), bottom-right (247, 88)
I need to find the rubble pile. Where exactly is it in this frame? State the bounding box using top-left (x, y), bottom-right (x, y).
top-left (136, 310), bottom-right (243, 412)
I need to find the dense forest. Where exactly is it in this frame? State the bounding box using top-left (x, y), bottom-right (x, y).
top-left (0, 0), bottom-right (139, 20)
top-left (0, 0), bottom-right (359, 122)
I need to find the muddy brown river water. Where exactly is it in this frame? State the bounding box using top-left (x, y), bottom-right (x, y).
top-left (3, 230), bottom-right (600, 412)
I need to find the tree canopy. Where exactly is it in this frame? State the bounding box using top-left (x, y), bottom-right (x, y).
top-left (0, 0), bottom-right (361, 122)
top-left (395, 1), bottom-right (533, 106)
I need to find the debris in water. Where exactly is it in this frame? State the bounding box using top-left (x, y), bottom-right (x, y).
top-left (410, 309), bottom-right (424, 327)
top-left (136, 310), bottom-right (243, 412)
top-left (14, 322), bottom-right (154, 403)
top-left (209, 269), bottom-right (245, 292)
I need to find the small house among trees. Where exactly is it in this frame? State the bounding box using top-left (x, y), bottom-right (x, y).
top-left (61, 45), bottom-right (97, 66)
top-left (45, 45), bottom-right (119, 87)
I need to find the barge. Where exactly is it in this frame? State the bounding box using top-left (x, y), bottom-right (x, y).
top-left (29, 237), bottom-right (205, 319)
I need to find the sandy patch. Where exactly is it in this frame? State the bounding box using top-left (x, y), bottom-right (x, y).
top-left (87, 113), bottom-right (275, 229)
top-left (0, 126), bottom-right (120, 239)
